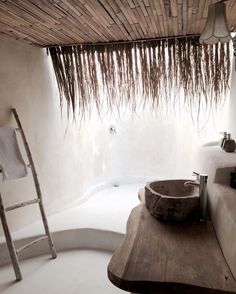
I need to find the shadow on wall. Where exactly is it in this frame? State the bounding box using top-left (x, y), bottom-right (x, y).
top-left (0, 34), bottom-right (91, 234)
top-left (0, 33), bottom-right (231, 237)
top-left (80, 101), bottom-right (229, 188)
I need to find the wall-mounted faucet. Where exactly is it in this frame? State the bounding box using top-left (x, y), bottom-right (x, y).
top-left (108, 125), bottom-right (116, 135)
top-left (184, 172), bottom-right (208, 221)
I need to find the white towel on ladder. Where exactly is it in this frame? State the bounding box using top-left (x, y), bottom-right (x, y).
top-left (0, 126), bottom-right (28, 181)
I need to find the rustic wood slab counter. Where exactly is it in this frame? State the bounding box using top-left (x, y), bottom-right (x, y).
top-left (107, 189), bottom-right (236, 294)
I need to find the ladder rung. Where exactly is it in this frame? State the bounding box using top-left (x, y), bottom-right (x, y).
top-left (5, 199), bottom-right (40, 212)
top-left (16, 236), bottom-right (48, 255)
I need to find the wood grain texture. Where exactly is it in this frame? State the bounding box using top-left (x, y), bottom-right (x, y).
top-left (0, 0), bottom-right (235, 47)
top-left (12, 108), bottom-right (57, 260)
top-left (5, 198), bottom-right (40, 212)
top-left (16, 236), bottom-right (48, 254)
top-left (145, 180), bottom-right (199, 221)
top-left (0, 193), bottom-right (22, 281)
top-left (107, 189), bottom-right (236, 294)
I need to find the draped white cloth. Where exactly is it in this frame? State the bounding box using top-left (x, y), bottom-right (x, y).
top-left (0, 126), bottom-right (27, 181)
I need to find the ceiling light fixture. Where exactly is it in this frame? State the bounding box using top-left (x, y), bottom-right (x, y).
top-left (200, 1), bottom-right (231, 45)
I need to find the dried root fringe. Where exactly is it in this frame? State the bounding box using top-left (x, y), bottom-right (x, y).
top-left (49, 37), bottom-right (231, 119)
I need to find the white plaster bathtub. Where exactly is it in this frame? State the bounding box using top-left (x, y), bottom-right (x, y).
top-left (0, 183), bottom-right (141, 266)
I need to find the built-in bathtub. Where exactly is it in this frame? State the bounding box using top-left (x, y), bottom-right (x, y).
top-left (0, 183), bottom-right (141, 267)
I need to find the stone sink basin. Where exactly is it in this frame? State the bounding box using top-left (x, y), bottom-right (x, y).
top-left (145, 180), bottom-right (199, 221)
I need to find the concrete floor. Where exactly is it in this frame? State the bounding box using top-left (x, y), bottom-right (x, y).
top-left (0, 250), bottom-right (127, 294)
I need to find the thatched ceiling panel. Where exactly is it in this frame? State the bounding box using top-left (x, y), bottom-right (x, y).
top-left (0, 0), bottom-right (236, 47)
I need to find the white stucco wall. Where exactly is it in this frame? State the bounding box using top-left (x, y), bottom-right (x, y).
top-left (0, 35), bottom-right (103, 235)
top-left (0, 34), bottom-right (232, 237)
top-left (228, 59), bottom-right (236, 138)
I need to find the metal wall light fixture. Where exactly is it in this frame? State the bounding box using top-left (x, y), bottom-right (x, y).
top-left (200, 1), bottom-right (232, 44)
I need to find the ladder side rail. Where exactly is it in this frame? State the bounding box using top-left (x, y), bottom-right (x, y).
top-left (12, 108), bottom-right (57, 259)
top-left (12, 109), bottom-right (44, 205)
top-left (0, 193), bottom-right (22, 281)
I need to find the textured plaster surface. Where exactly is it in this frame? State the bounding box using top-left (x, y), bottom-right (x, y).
top-left (0, 33), bottom-right (232, 238)
top-left (0, 250), bottom-right (126, 294)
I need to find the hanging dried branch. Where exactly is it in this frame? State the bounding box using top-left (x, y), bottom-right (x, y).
top-left (49, 36), bottom-right (231, 119)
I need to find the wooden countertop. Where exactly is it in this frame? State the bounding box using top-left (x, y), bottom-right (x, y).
top-left (107, 189), bottom-right (236, 294)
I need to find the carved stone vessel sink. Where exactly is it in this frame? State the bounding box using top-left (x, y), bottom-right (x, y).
top-left (145, 180), bottom-right (199, 221)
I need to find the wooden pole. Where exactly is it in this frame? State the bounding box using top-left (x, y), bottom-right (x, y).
top-left (0, 193), bottom-right (22, 281)
top-left (5, 198), bottom-right (40, 212)
top-left (17, 236), bottom-right (48, 254)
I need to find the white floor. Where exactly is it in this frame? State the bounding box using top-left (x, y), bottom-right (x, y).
top-left (0, 183), bottom-right (145, 293)
top-left (0, 250), bottom-right (127, 294)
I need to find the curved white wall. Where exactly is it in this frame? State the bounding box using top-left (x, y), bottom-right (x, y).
top-left (228, 58), bottom-right (236, 138)
top-left (0, 35), bottom-right (103, 235)
top-left (0, 34), bottom-right (232, 236)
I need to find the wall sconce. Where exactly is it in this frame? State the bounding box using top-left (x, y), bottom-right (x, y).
top-left (200, 1), bottom-right (231, 45)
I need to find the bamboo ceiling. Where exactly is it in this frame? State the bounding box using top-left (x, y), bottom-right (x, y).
top-left (0, 0), bottom-right (236, 47)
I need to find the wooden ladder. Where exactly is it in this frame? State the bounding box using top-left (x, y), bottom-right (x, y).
top-left (0, 108), bottom-right (57, 281)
